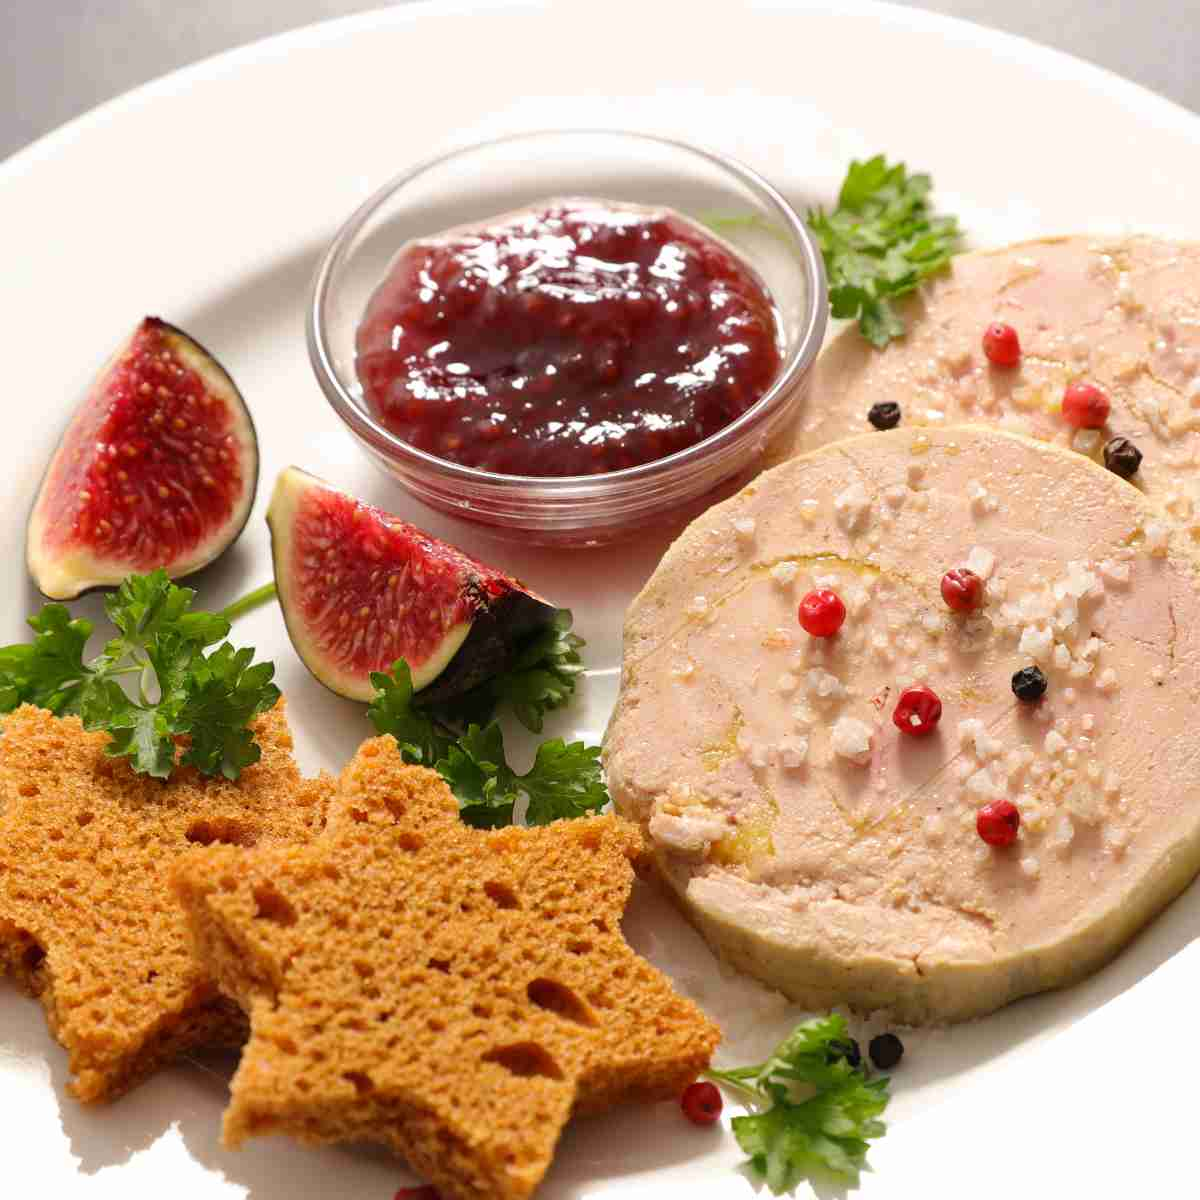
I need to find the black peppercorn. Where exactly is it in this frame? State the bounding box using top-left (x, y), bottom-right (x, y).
top-left (868, 401), bottom-right (901, 431)
top-left (868, 1032), bottom-right (905, 1070)
top-left (1011, 665), bottom-right (1048, 702)
top-left (1103, 436), bottom-right (1142, 479)
top-left (825, 1037), bottom-right (862, 1068)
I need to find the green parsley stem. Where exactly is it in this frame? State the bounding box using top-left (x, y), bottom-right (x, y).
top-left (220, 581), bottom-right (278, 623)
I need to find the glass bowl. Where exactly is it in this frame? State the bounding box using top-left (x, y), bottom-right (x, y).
top-left (308, 129), bottom-right (827, 546)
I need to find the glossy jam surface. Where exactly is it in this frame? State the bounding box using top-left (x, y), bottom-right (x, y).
top-left (356, 199), bottom-right (782, 477)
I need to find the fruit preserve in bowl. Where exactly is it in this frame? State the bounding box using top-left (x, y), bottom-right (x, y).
top-left (309, 131), bottom-right (827, 545)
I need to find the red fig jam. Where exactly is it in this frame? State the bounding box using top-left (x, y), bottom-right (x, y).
top-left (356, 199), bottom-right (782, 477)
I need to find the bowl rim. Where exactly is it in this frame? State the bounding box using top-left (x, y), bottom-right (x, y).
top-left (307, 127), bottom-right (828, 493)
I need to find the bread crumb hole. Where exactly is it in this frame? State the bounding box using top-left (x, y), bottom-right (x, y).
top-left (186, 818), bottom-right (260, 847)
top-left (253, 882), bottom-right (297, 926)
top-left (349, 807), bottom-right (369, 823)
top-left (484, 881), bottom-right (519, 909)
top-left (22, 942), bottom-right (46, 972)
top-left (343, 1070), bottom-right (374, 1094)
top-left (353, 959), bottom-right (375, 979)
top-left (527, 978), bottom-right (595, 1026)
top-left (576, 826), bottom-right (602, 851)
top-left (76, 811), bottom-right (94, 827)
top-left (428, 958), bottom-right (451, 974)
top-left (18, 783), bottom-right (38, 797)
top-left (395, 831), bottom-right (422, 852)
top-left (482, 1042), bottom-right (563, 1080)
top-left (567, 939), bottom-right (591, 955)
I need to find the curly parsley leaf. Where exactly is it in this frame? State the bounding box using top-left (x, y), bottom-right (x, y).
top-left (0, 604), bottom-right (94, 713)
top-left (807, 154), bottom-right (962, 348)
top-left (368, 659), bottom-right (452, 766)
top-left (370, 658), bottom-right (608, 828)
top-left (0, 569), bottom-right (277, 781)
top-left (178, 645), bottom-right (281, 780)
top-left (521, 739), bottom-right (607, 825)
top-left (437, 722), bottom-right (520, 828)
top-left (430, 610), bottom-right (586, 733)
top-left (707, 1014), bottom-right (891, 1193)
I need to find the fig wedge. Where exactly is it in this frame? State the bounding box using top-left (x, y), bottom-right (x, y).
top-left (27, 317), bottom-right (258, 599)
top-left (267, 466), bottom-right (559, 702)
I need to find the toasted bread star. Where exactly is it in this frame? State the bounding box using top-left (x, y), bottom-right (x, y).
top-left (172, 734), bottom-right (721, 1200)
top-left (0, 701), bottom-right (331, 1102)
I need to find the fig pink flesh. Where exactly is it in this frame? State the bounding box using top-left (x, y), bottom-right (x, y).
top-left (33, 318), bottom-right (251, 580)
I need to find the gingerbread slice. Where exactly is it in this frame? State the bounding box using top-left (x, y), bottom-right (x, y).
top-left (172, 736), bottom-right (720, 1200)
top-left (0, 700), bottom-right (331, 1102)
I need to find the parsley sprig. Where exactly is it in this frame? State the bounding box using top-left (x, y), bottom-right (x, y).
top-left (706, 154), bottom-right (961, 348)
top-left (368, 657), bottom-right (607, 829)
top-left (0, 570), bottom-right (279, 780)
top-left (807, 154), bottom-right (962, 347)
top-left (433, 610), bottom-right (586, 733)
top-left (707, 1014), bottom-right (891, 1193)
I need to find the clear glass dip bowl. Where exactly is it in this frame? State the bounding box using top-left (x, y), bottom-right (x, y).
top-left (308, 130), bottom-right (827, 546)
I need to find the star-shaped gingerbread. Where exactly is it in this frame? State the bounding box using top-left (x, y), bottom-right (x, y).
top-left (172, 734), bottom-right (721, 1200)
top-left (0, 700), bottom-right (331, 1102)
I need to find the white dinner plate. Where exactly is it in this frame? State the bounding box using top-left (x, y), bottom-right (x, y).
top-left (3, 1), bottom-right (1199, 1196)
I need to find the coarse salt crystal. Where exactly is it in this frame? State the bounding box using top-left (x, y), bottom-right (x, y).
top-left (1099, 558), bottom-right (1131, 584)
top-left (845, 586), bottom-right (870, 615)
top-left (1053, 644), bottom-right (1071, 671)
top-left (1047, 813), bottom-right (1075, 855)
top-left (1072, 429), bottom-right (1102, 455)
top-left (770, 561), bottom-right (799, 586)
top-left (1019, 625), bottom-right (1054, 659)
top-left (1081, 713), bottom-right (1095, 732)
top-left (1096, 667), bottom-right (1118, 692)
top-left (733, 516), bottom-right (756, 540)
top-left (737, 733), bottom-right (770, 771)
top-left (958, 718), bottom-right (984, 747)
top-left (1144, 521), bottom-right (1169, 555)
top-left (777, 673), bottom-right (798, 695)
top-left (1044, 729), bottom-right (1068, 756)
top-left (921, 612), bottom-right (943, 634)
top-left (799, 499), bottom-right (819, 523)
top-left (1068, 658), bottom-right (1095, 679)
top-left (966, 765), bottom-right (1003, 800)
top-left (671, 660), bottom-right (695, 680)
top-left (964, 546), bottom-right (997, 579)
top-left (831, 716), bottom-right (874, 764)
top-left (923, 813), bottom-right (945, 842)
top-left (778, 735), bottom-right (809, 769)
top-left (806, 668), bottom-right (846, 700)
top-left (1020, 855), bottom-right (1041, 879)
top-left (1063, 687), bottom-right (1077, 704)
top-left (686, 595), bottom-right (709, 617)
top-left (834, 480), bottom-right (871, 532)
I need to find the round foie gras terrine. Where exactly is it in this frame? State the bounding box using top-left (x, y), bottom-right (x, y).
top-left (605, 425), bottom-right (1200, 1024)
top-left (766, 235), bottom-right (1200, 542)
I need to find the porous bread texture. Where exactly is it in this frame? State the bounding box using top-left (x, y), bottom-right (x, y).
top-left (172, 735), bottom-right (721, 1200)
top-left (0, 700), bottom-right (332, 1103)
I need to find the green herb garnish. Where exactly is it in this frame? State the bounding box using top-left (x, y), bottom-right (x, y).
top-left (707, 1014), bottom-right (891, 1193)
top-left (0, 570), bottom-right (279, 780)
top-left (368, 657), bottom-right (607, 828)
top-left (807, 154), bottom-right (962, 347)
top-left (432, 609), bottom-right (585, 733)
